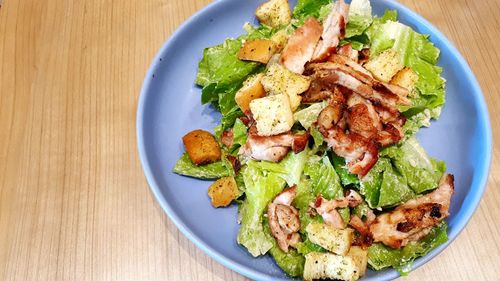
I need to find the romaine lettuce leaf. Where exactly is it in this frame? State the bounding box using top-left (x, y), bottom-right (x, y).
top-left (231, 118), bottom-right (248, 149)
top-left (360, 137), bottom-right (445, 208)
top-left (294, 179), bottom-right (323, 234)
top-left (345, 0), bottom-right (373, 38)
top-left (292, 0), bottom-right (331, 23)
top-left (368, 221), bottom-right (448, 274)
top-left (237, 161), bottom-right (286, 256)
top-left (263, 218), bottom-right (305, 277)
top-left (173, 153), bottom-right (230, 179)
top-left (254, 149), bottom-right (309, 186)
top-left (304, 156), bottom-right (343, 200)
top-left (293, 101), bottom-right (327, 130)
top-left (381, 137), bottom-right (446, 194)
top-left (331, 153), bottom-right (360, 186)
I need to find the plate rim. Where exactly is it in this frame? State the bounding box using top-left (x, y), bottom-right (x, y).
top-left (136, 0), bottom-right (493, 280)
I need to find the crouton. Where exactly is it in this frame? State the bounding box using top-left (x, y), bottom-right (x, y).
top-left (182, 130), bottom-right (221, 165)
top-left (364, 49), bottom-right (404, 83)
top-left (208, 176), bottom-right (239, 208)
top-left (249, 94), bottom-right (294, 136)
top-left (235, 73), bottom-right (267, 113)
top-left (261, 64), bottom-right (311, 111)
top-left (303, 252), bottom-right (360, 281)
top-left (238, 39), bottom-right (277, 64)
top-left (255, 0), bottom-right (291, 28)
top-left (306, 223), bottom-right (354, 256)
top-left (347, 246), bottom-right (368, 277)
top-left (270, 29), bottom-right (290, 51)
top-left (391, 67), bottom-right (419, 95)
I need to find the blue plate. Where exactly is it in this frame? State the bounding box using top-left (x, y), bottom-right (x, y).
top-left (137, 0), bottom-right (492, 280)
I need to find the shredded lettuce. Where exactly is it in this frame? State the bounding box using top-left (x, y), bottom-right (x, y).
top-left (331, 153), bottom-right (360, 186)
top-left (292, 0), bottom-right (331, 23)
top-left (231, 118), bottom-right (248, 151)
top-left (173, 153), bottom-right (230, 179)
top-left (237, 161), bottom-right (286, 256)
top-left (368, 222), bottom-right (448, 274)
top-left (345, 0), bottom-right (373, 38)
top-left (304, 156), bottom-right (343, 199)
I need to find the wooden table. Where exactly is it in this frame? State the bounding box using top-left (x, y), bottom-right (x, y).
top-left (0, 0), bottom-right (498, 280)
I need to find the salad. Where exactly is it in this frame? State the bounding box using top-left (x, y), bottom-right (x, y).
top-left (173, 0), bottom-right (454, 280)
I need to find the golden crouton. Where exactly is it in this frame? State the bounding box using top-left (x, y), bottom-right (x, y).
top-left (250, 94), bottom-right (294, 136)
top-left (255, 0), bottom-right (291, 28)
top-left (364, 49), bottom-right (404, 83)
top-left (235, 73), bottom-right (267, 113)
top-left (261, 64), bottom-right (311, 111)
top-left (182, 130), bottom-right (221, 165)
top-left (270, 29), bottom-right (290, 51)
top-left (238, 39), bottom-right (277, 64)
top-left (306, 223), bottom-right (354, 256)
top-left (208, 176), bottom-right (239, 208)
top-left (303, 252), bottom-right (359, 281)
top-left (347, 246), bottom-right (368, 277)
top-left (391, 67), bottom-right (419, 94)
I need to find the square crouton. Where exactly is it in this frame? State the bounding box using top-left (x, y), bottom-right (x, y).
top-left (364, 49), bottom-right (404, 83)
top-left (347, 246), bottom-right (368, 277)
top-left (390, 67), bottom-right (419, 94)
top-left (303, 252), bottom-right (359, 281)
top-left (306, 223), bottom-right (354, 256)
top-left (238, 39), bottom-right (277, 64)
top-left (182, 130), bottom-right (221, 165)
top-left (249, 94), bottom-right (293, 136)
top-left (208, 176), bottom-right (239, 208)
top-left (235, 73), bottom-right (267, 113)
top-left (261, 64), bottom-right (311, 111)
top-left (255, 0), bottom-right (291, 28)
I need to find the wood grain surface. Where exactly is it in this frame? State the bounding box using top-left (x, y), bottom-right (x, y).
top-left (0, 0), bottom-right (498, 280)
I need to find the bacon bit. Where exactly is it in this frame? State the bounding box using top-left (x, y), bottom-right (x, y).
top-left (226, 155), bottom-right (241, 175)
top-left (358, 48), bottom-right (370, 64)
top-left (221, 130), bottom-right (234, 148)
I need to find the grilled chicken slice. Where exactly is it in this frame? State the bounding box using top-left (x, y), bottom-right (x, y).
top-left (239, 126), bottom-right (309, 162)
top-left (310, 190), bottom-right (362, 229)
top-left (280, 17), bottom-right (323, 74)
top-left (312, 0), bottom-right (349, 61)
top-left (268, 186), bottom-right (301, 252)
top-left (369, 174), bottom-right (455, 249)
top-left (346, 93), bottom-right (381, 139)
top-left (337, 43), bottom-right (359, 62)
top-left (321, 126), bottom-right (379, 176)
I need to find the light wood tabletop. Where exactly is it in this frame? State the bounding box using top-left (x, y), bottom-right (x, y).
top-left (0, 0), bottom-right (499, 280)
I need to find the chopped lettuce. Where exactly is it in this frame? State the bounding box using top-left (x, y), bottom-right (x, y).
top-left (292, 0), bottom-right (331, 23)
top-left (237, 161), bottom-right (286, 256)
top-left (345, 0), bottom-right (373, 38)
top-left (254, 149), bottom-right (309, 186)
top-left (263, 218), bottom-right (305, 277)
top-left (368, 222), bottom-right (448, 274)
top-left (360, 157), bottom-right (415, 209)
top-left (231, 118), bottom-right (248, 150)
top-left (294, 180), bottom-right (323, 234)
top-left (382, 137), bottom-right (446, 194)
top-left (173, 153), bottom-right (230, 179)
top-left (304, 156), bottom-right (343, 200)
top-left (293, 101), bottom-right (328, 130)
top-left (360, 137), bottom-right (445, 209)
top-left (331, 153), bottom-right (360, 186)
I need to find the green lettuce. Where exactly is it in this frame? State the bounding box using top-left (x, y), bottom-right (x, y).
top-left (367, 18), bottom-right (445, 119)
top-left (263, 218), bottom-right (305, 277)
top-left (381, 137), bottom-right (446, 194)
top-left (292, 0), bottom-right (331, 22)
top-left (237, 161), bottom-right (286, 256)
top-left (345, 0), bottom-right (373, 38)
top-left (293, 101), bottom-right (327, 130)
top-left (254, 149), bottom-right (309, 186)
top-left (304, 156), bottom-right (343, 199)
top-left (173, 153), bottom-right (230, 179)
top-left (331, 153), bottom-right (360, 186)
top-left (360, 137), bottom-right (445, 208)
top-left (368, 222), bottom-right (448, 274)
top-left (294, 179), bottom-right (323, 234)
